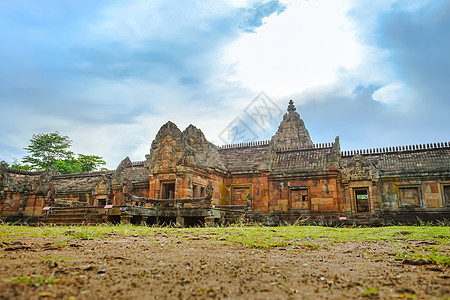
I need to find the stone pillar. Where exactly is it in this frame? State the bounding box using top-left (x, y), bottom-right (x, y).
top-left (205, 216), bottom-right (215, 227)
top-left (349, 187), bottom-right (355, 214)
top-left (369, 185), bottom-right (375, 214)
top-left (121, 214), bottom-right (133, 224)
top-left (176, 216), bottom-right (185, 227)
top-left (155, 180), bottom-right (160, 199)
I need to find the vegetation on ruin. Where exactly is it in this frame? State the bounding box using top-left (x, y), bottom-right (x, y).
top-left (2, 132), bottom-right (106, 173)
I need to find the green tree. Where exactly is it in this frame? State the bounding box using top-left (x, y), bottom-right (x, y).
top-left (11, 158), bottom-right (30, 170)
top-left (21, 132), bottom-right (107, 174)
top-left (54, 159), bottom-right (83, 174)
top-left (77, 154), bottom-right (106, 172)
top-left (22, 132), bottom-right (74, 170)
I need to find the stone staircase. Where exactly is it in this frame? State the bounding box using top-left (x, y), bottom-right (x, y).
top-left (352, 214), bottom-right (382, 226)
top-left (39, 206), bottom-right (105, 225)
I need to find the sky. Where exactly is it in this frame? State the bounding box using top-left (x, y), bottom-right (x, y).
top-left (0, 0), bottom-right (449, 169)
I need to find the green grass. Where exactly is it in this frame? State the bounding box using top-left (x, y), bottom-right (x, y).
top-left (0, 224), bottom-right (449, 249)
top-left (362, 287), bottom-right (380, 297)
top-left (395, 245), bottom-right (450, 266)
top-left (41, 256), bottom-right (73, 263)
top-left (2, 274), bottom-right (59, 287)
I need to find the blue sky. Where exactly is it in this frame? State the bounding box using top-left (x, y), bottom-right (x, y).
top-left (0, 0), bottom-right (449, 169)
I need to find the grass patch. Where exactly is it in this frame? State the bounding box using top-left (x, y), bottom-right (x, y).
top-left (0, 224), bottom-right (448, 249)
top-left (395, 246), bottom-right (450, 266)
top-left (41, 256), bottom-right (73, 263)
top-left (362, 287), bottom-right (380, 297)
top-left (2, 274), bottom-right (59, 287)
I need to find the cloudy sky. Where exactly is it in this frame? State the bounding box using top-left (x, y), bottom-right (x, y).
top-left (1, 0), bottom-right (449, 169)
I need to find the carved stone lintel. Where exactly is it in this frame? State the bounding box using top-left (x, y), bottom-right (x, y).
top-left (341, 155), bottom-right (379, 183)
top-left (157, 174), bottom-right (177, 181)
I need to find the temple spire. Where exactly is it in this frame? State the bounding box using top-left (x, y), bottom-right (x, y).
top-left (269, 99), bottom-right (313, 148)
top-left (287, 99), bottom-right (296, 113)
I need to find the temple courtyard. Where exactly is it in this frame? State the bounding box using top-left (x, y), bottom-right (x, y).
top-left (0, 225), bottom-right (449, 299)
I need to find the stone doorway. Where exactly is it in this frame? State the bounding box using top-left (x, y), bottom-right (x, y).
top-left (354, 189), bottom-right (369, 213)
top-left (161, 182), bottom-right (175, 199)
top-left (97, 198), bottom-right (107, 207)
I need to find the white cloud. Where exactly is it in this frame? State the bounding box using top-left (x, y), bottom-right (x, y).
top-left (90, 1), bottom-right (236, 46)
top-left (2, 0), bottom-right (448, 169)
top-left (372, 83), bottom-right (406, 104)
top-left (223, 0), bottom-right (363, 96)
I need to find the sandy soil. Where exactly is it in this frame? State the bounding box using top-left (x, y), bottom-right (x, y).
top-left (0, 232), bottom-right (449, 300)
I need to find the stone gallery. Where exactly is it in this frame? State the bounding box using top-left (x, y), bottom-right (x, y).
top-left (1, 101), bottom-right (449, 225)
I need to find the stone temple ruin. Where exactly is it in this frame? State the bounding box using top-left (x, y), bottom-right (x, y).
top-left (1, 100), bottom-right (449, 226)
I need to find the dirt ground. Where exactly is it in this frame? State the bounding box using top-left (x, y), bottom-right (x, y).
top-left (0, 231), bottom-right (449, 300)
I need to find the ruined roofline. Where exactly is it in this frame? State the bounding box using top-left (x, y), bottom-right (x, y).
top-left (52, 170), bottom-right (115, 179)
top-left (0, 167), bottom-right (44, 175)
top-left (131, 160), bottom-right (145, 167)
top-left (34, 161), bottom-right (145, 179)
top-left (341, 141), bottom-right (450, 157)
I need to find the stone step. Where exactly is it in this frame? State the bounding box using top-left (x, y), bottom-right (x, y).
top-left (46, 211), bottom-right (100, 217)
top-left (47, 209), bottom-right (103, 215)
top-left (40, 217), bottom-right (103, 224)
top-left (49, 207), bottom-right (102, 213)
top-left (46, 214), bottom-right (102, 218)
top-left (43, 215), bottom-right (103, 221)
top-left (40, 220), bottom-right (103, 225)
top-left (41, 207), bottom-right (105, 225)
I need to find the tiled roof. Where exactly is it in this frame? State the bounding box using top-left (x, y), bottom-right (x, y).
top-left (272, 147), bottom-right (333, 173)
top-left (52, 173), bottom-right (109, 194)
top-left (121, 166), bottom-right (150, 183)
top-left (218, 144), bottom-right (269, 173)
top-left (348, 148), bottom-right (450, 175)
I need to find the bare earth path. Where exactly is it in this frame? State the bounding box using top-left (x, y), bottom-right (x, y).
top-left (0, 230), bottom-right (449, 299)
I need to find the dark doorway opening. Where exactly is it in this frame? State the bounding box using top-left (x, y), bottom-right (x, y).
top-left (146, 216), bottom-right (157, 225)
top-left (184, 217), bottom-right (205, 227)
top-left (162, 182), bottom-right (175, 199)
top-left (131, 215), bottom-right (143, 225)
top-left (98, 198), bottom-right (107, 207)
top-left (157, 217), bottom-right (177, 226)
top-left (355, 189), bottom-right (369, 213)
top-left (107, 215), bottom-right (121, 224)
